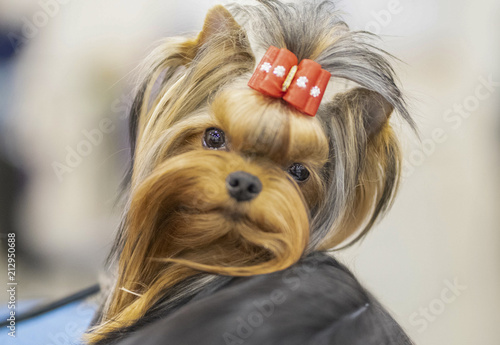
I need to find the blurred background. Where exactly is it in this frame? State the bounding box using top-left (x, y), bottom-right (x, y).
top-left (0, 0), bottom-right (498, 344)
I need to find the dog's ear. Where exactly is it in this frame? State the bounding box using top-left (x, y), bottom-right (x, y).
top-left (153, 5), bottom-right (247, 68)
top-left (345, 88), bottom-right (394, 138)
top-left (197, 5), bottom-right (243, 46)
top-left (178, 5), bottom-right (246, 61)
top-left (317, 87), bottom-right (399, 249)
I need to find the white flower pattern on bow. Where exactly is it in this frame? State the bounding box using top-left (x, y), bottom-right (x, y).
top-left (296, 76), bottom-right (308, 88)
top-left (273, 66), bottom-right (286, 78)
top-left (260, 62), bottom-right (272, 73)
top-left (310, 86), bottom-right (321, 97)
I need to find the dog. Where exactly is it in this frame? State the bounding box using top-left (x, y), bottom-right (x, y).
top-left (86, 1), bottom-right (416, 344)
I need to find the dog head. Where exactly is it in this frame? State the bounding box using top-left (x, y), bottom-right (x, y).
top-left (88, 2), bottom-right (415, 342)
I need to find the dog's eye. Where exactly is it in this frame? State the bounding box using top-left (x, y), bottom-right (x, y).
top-left (203, 128), bottom-right (226, 149)
top-left (287, 163), bottom-right (310, 182)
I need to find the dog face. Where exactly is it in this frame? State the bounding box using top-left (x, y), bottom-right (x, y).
top-left (88, 3), bottom-right (414, 343)
top-left (128, 87), bottom-right (329, 277)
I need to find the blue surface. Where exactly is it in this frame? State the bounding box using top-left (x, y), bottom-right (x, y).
top-left (1, 299), bottom-right (96, 345)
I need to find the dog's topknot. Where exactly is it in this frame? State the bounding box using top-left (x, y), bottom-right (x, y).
top-left (228, 0), bottom-right (415, 129)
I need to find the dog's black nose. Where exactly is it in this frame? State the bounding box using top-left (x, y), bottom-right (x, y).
top-left (226, 171), bottom-right (262, 202)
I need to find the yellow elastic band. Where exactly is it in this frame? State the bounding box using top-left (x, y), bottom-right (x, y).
top-left (282, 65), bottom-right (298, 92)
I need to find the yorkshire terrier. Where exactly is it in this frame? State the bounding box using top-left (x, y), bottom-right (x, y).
top-left (86, 1), bottom-right (416, 344)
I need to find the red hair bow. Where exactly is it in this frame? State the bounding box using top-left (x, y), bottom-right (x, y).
top-left (248, 46), bottom-right (331, 117)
